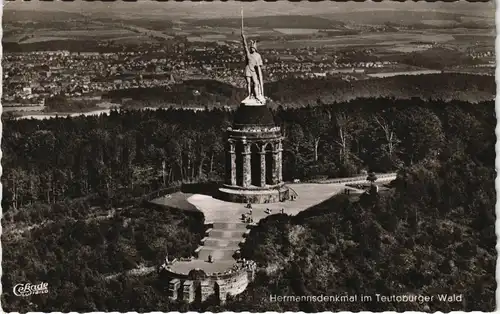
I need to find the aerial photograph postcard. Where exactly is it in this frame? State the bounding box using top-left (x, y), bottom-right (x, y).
top-left (1, 0), bottom-right (496, 312)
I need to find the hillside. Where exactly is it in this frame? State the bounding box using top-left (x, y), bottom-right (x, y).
top-left (102, 74), bottom-right (495, 109)
top-left (265, 74), bottom-right (495, 106)
top-left (229, 157), bottom-right (495, 311)
top-left (3, 10), bottom-right (86, 22)
top-left (103, 80), bottom-right (245, 108)
top-left (319, 10), bottom-right (493, 28)
top-left (2, 97), bottom-right (494, 311)
top-left (3, 40), bottom-right (111, 53)
top-left (2, 199), bottom-right (204, 312)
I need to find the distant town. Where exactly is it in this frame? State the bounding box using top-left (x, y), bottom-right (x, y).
top-left (3, 8), bottom-right (495, 114)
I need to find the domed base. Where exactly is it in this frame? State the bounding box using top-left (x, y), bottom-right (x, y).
top-left (218, 184), bottom-right (290, 204)
top-left (241, 96), bottom-right (266, 106)
top-left (233, 103), bottom-right (275, 128)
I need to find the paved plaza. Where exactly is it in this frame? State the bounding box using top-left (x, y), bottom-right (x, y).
top-left (155, 176), bottom-right (395, 275)
top-left (187, 178), bottom-right (394, 224)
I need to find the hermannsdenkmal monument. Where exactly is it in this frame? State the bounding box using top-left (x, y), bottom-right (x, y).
top-left (152, 10), bottom-right (396, 304)
top-left (217, 10), bottom-right (290, 204)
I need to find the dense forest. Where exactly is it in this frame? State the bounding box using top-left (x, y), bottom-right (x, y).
top-left (3, 98), bottom-right (493, 212)
top-left (103, 74), bottom-right (495, 109)
top-left (2, 97), bottom-right (495, 311)
top-left (228, 157), bottom-right (495, 311)
top-left (224, 98), bottom-right (496, 312)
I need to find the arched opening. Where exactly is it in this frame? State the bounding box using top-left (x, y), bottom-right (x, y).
top-left (235, 142), bottom-right (244, 186)
top-left (195, 283), bottom-right (202, 303)
top-left (250, 143), bottom-right (261, 187)
top-left (214, 282), bottom-right (221, 304)
top-left (265, 143), bottom-right (274, 185)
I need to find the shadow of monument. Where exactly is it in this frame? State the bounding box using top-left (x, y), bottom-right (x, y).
top-left (292, 194), bottom-right (352, 223)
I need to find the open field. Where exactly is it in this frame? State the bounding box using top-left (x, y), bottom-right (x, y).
top-left (460, 15), bottom-right (495, 24)
top-left (32, 29), bottom-right (135, 38)
top-left (420, 19), bottom-right (460, 26)
top-left (2, 9), bottom-right (494, 53)
top-left (185, 15), bottom-right (345, 29)
top-left (453, 34), bottom-right (494, 42)
top-left (387, 45), bottom-right (431, 53)
top-left (187, 34), bottom-right (228, 42)
top-left (274, 28), bottom-right (321, 35)
top-left (4, 27), bottom-right (139, 44)
top-left (112, 35), bottom-right (162, 44)
top-left (20, 36), bottom-right (73, 44)
top-left (258, 31), bottom-right (458, 49)
top-left (367, 70), bottom-right (441, 78)
top-left (320, 9), bottom-right (493, 27)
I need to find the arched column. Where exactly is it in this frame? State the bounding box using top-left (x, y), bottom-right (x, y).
top-left (271, 140), bottom-right (284, 185)
top-left (259, 145), bottom-right (266, 187)
top-left (242, 141), bottom-right (251, 188)
top-left (277, 141), bottom-right (283, 182)
top-left (272, 142), bottom-right (279, 185)
top-left (229, 140), bottom-right (236, 186)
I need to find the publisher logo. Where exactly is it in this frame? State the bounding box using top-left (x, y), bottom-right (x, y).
top-left (13, 282), bottom-right (49, 297)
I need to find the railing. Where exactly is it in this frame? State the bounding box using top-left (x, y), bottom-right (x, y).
top-left (300, 173), bottom-right (397, 184)
top-left (143, 180), bottom-right (225, 204)
top-left (228, 126), bottom-right (281, 132)
top-left (142, 186), bottom-right (182, 202)
top-left (160, 260), bottom-right (255, 281)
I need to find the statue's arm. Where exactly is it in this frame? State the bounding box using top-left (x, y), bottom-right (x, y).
top-left (241, 32), bottom-right (250, 57)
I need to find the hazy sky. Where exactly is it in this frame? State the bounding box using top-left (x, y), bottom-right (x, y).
top-left (4, 0), bottom-right (494, 19)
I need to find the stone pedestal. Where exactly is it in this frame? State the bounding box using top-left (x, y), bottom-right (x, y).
top-left (182, 280), bottom-right (195, 303)
top-left (219, 103), bottom-right (289, 204)
top-left (200, 281), bottom-right (212, 302)
top-left (168, 279), bottom-right (181, 301)
top-left (219, 184), bottom-right (289, 203)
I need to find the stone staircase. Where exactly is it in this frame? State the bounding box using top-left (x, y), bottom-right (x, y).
top-left (203, 238), bottom-right (242, 248)
top-left (212, 222), bottom-right (248, 230)
top-left (198, 247), bottom-right (238, 261)
top-left (195, 222), bottom-right (249, 262)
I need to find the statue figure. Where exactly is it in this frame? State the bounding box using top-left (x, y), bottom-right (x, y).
top-left (241, 9), bottom-right (265, 104)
